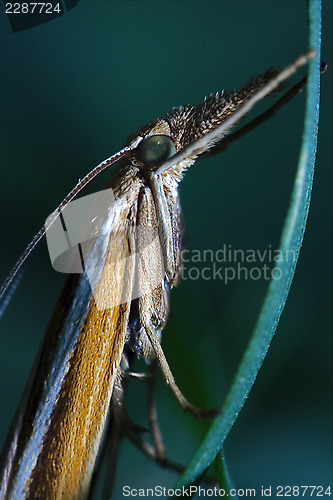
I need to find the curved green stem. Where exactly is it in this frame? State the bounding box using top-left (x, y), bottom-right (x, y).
top-left (172, 1), bottom-right (322, 497)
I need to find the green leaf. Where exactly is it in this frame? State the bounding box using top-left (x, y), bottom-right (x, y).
top-left (172, 0), bottom-right (322, 496)
top-left (216, 450), bottom-right (237, 497)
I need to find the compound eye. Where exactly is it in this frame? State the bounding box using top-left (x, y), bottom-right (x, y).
top-left (139, 134), bottom-right (176, 170)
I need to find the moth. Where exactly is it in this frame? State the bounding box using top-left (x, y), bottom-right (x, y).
top-left (0, 52), bottom-right (313, 499)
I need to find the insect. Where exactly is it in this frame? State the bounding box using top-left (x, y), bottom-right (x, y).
top-left (0, 52), bottom-right (314, 499)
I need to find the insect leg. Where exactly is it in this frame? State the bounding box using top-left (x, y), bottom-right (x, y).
top-left (148, 172), bottom-right (175, 281)
top-left (146, 360), bottom-right (166, 461)
top-left (143, 320), bottom-right (219, 419)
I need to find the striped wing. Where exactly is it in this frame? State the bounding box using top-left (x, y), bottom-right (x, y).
top-left (0, 162), bottom-right (142, 499)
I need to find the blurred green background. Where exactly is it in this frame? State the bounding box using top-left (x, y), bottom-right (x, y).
top-left (0, 1), bottom-right (332, 497)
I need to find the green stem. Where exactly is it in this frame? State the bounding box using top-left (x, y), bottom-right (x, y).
top-left (172, 1), bottom-right (322, 496)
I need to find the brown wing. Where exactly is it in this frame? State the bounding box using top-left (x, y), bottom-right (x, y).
top-left (1, 161), bottom-right (143, 500)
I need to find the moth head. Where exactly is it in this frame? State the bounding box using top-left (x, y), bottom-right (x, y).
top-left (138, 134), bottom-right (176, 170)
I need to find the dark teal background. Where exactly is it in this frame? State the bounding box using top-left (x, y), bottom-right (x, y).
top-left (0, 1), bottom-right (332, 497)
